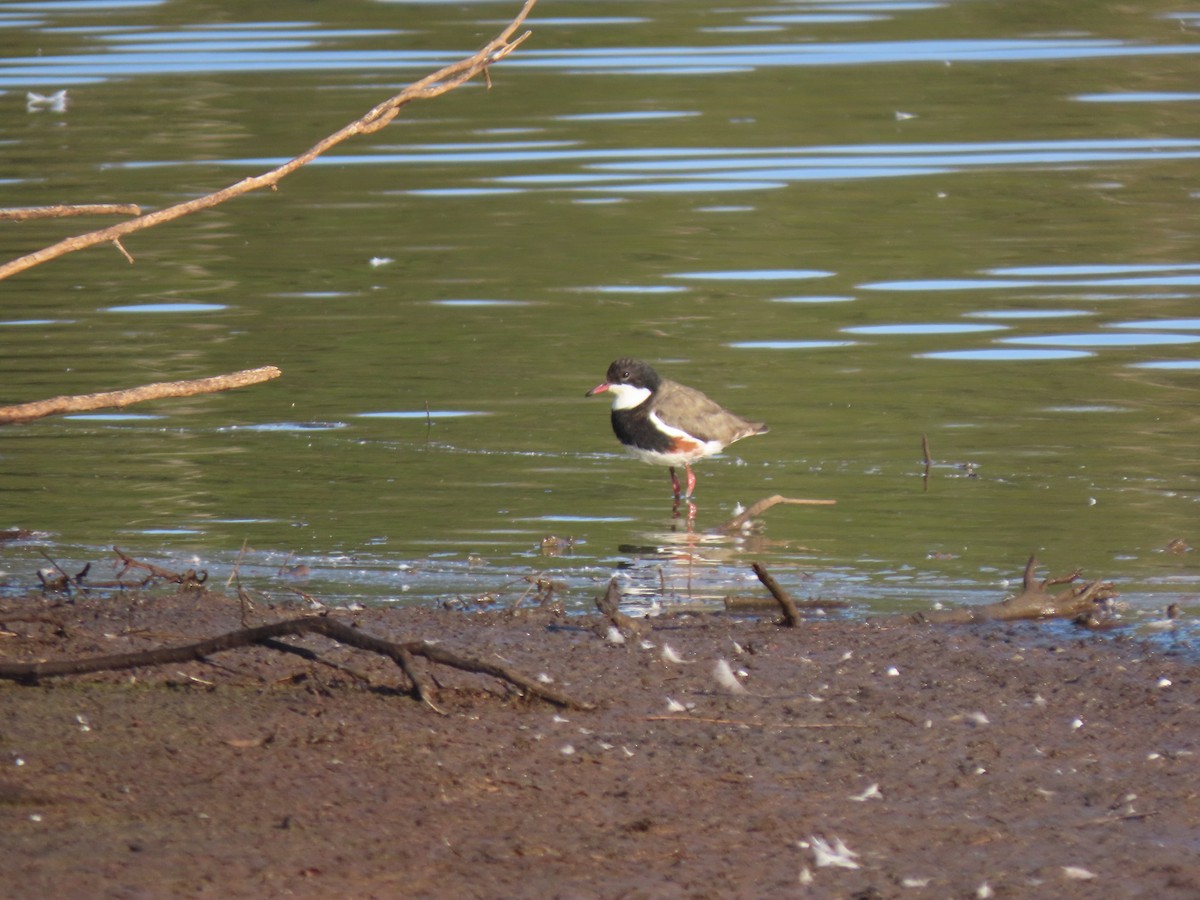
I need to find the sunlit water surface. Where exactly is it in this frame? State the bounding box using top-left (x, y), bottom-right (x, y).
top-left (0, 0), bottom-right (1196, 649)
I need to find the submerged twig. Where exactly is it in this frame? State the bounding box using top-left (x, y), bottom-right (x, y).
top-left (720, 494), bottom-right (835, 533)
top-left (922, 433), bottom-right (932, 491)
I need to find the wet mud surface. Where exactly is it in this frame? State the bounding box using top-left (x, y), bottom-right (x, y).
top-left (1, 591), bottom-right (1198, 898)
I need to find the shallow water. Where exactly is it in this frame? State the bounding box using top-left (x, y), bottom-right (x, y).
top-left (1, 0), bottom-right (1197, 633)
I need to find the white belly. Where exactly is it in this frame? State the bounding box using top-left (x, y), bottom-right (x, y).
top-left (625, 440), bottom-right (723, 468)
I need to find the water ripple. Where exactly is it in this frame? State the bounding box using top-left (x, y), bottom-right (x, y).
top-left (1133, 360), bottom-right (1200, 370)
top-left (862, 262), bottom-right (1200, 292)
top-left (1002, 332), bottom-right (1200, 348)
top-left (3, 15), bottom-right (1197, 89)
top-left (1077, 91), bottom-right (1200, 103)
top-left (111, 138), bottom-right (1200, 199)
top-left (920, 348), bottom-right (1091, 361)
top-left (357, 411), bottom-right (488, 419)
top-left (430, 299), bottom-right (530, 308)
top-left (843, 323), bottom-right (1006, 336)
top-left (513, 38), bottom-right (1200, 76)
top-left (1111, 318), bottom-right (1200, 330)
top-left (105, 302), bottom-right (227, 314)
top-left (965, 309), bottom-right (1093, 320)
top-left (670, 268), bottom-right (834, 281)
top-left (729, 340), bottom-right (856, 350)
top-left (221, 422), bottom-right (348, 432)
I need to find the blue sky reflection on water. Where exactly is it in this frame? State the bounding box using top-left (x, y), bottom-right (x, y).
top-left (6, 34), bottom-right (1199, 86)
top-left (104, 139), bottom-right (1200, 201)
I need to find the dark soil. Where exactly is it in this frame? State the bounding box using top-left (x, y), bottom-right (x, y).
top-left (1, 590), bottom-right (1197, 898)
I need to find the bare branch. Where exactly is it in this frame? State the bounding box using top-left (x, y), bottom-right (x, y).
top-left (0, 0), bottom-right (539, 282)
top-left (881, 556), bottom-right (1119, 626)
top-left (0, 614), bottom-right (590, 709)
top-left (0, 204), bottom-right (142, 221)
top-left (0, 365), bottom-right (281, 424)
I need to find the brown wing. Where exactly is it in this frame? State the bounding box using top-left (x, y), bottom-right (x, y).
top-left (653, 379), bottom-right (767, 445)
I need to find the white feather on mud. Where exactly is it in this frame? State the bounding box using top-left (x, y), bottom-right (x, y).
top-left (805, 835), bottom-right (860, 869)
top-left (661, 644), bottom-right (688, 664)
top-left (713, 658), bottom-right (748, 694)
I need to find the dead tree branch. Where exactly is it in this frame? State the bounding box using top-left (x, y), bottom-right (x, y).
top-left (0, 0), bottom-right (538, 282)
top-left (0, 365), bottom-right (281, 424)
top-left (0, 614), bottom-right (590, 710)
top-left (0, 204), bottom-right (142, 221)
top-left (882, 556), bottom-right (1118, 626)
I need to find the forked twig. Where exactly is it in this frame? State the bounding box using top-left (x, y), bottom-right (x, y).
top-left (883, 556), bottom-right (1118, 626)
top-left (0, 615), bottom-right (590, 710)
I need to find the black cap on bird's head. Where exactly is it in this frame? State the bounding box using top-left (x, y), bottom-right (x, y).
top-left (586, 358), bottom-right (661, 397)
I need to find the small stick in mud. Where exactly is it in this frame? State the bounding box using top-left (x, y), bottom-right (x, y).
top-left (595, 577), bottom-right (644, 640)
top-left (0, 366), bottom-right (281, 425)
top-left (0, 615), bottom-right (591, 710)
top-left (37, 551), bottom-right (90, 596)
top-left (226, 540), bottom-right (257, 626)
top-left (751, 562), bottom-right (802, 627)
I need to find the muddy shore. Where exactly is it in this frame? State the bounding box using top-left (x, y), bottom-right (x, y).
top-left (1, 589), bottom-right (1197, 898)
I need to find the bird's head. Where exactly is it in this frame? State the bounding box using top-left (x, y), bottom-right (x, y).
top-left (585, 358), bottom-right (660, 409)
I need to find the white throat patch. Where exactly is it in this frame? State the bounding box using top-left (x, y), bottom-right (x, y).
top-left (606, 383), bottom-right (652, 410)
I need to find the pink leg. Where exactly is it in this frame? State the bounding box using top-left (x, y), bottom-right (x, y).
top-left (684, 465), bottom-right (696, 498)
top-left (669, 467), bottom-right (682, 498)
